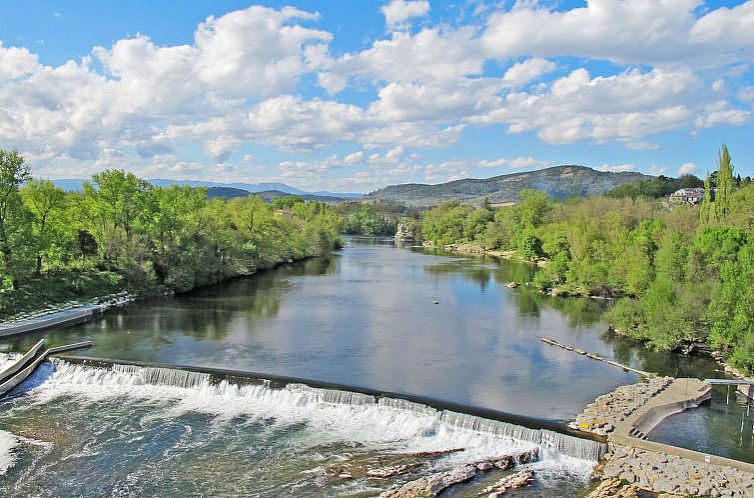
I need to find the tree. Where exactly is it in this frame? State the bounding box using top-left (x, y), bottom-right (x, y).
top-left (80, 170), bottom-right (149, 267)
top-left (21, 179), bottom-right (69, 274)
top-left (714, 144), bottom-right (735, 222)
top-left (700, 172), bottom-right (713, 224)
top-left (0, 150), bottom-right (32, 289)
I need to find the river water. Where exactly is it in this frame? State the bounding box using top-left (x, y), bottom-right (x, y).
top-left (0, 237), bottom-right (744, 495)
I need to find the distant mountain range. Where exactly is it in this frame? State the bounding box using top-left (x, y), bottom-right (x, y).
top-left (49, 165), bottom-right (655, 207)
top-left (49, 178), bottom-right (363, 199)
top-left (205, 187), bottom-right (353, 203)
top-left (365, 165), bottom-right (654, 207)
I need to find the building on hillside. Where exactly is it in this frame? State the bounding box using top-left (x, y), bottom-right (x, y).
top-left (669, 187), bottom-right (705, 205)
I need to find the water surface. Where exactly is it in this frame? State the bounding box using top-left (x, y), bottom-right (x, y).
top-left (7, 237), bottom-right (652, 421)
top-left (0, 237), bottom-right (742, 495)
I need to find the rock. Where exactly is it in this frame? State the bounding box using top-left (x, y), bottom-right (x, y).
top-left (378, 464), bottom-right (478, 497)
top-left (379, 449), bottom-right (539, 498)
top-left (394, 223), bottom-right (416, 242)
top-left (367, 463), bottom-right (424, 479)
top-left (506, 281), bottom-right (519, 288)
top-left (475, 469), bottom-right (535, 497)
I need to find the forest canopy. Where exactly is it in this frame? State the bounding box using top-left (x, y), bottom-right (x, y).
top-left (0, 151), bottom-right (342, 318)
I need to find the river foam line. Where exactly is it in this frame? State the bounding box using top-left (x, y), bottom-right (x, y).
top-left (21, 359), bottom-right (602, 473)
top-left (0, 430), bottom-right (19, 476)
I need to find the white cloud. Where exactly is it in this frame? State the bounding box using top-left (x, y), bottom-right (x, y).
top-left (678, 162), bottom-right (697, 175)
top-left (0, 1), bottom-right (752, 186)
top-left (473, 67), bottom-right (706, 144)
top-left (321, 28), bottom-right (485, 90)
top-left (694, 101), bottom-right (750, 129)
top-left (738, 85), bottom-right (754, 102)
top-left (360, 122), bottom-right (465, 149)
top-left (502, 58), bottom-right (556, 86)
top-left (0, 43), bottom-right (39, 80)
top-left (384, 145), bottom-right (405, 163)
top-left (596, 164), bottom-right (637, 173)
top-left (343, 150), bottom-right (364, 165)
top-left (381, 0), bottom-right (430, 30)
top-left (0, 5), bottom-right (335, 165)
top-left (369, 78), bottom-right (503, 122)
top-left (483, 0), bottom-right (754, 66)
top-left (478, 156), bottom-right (551, 169)
top-left (246, 96), bottom-right (367, 151)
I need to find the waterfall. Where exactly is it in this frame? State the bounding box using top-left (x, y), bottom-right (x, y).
top-left (48, 360), bottom-right (604, 463)
top-left (378, 397), bottom-right (440, 417)
top-left (440, 411), bottom-right (605, 461)
top-left (111, 364), bottom-right (210, 389)
top-left (287, 383), bottom-right (377, 406)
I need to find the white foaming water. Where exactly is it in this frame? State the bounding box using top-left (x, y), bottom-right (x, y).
top-left (0, 352), bottom-right (20, 371)
top-left (0, 430), bottom-right (19, 475)
top-left (31, 360), bottom-right (601, 478)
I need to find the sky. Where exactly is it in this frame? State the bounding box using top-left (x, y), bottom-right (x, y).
top-left (0, 0), bottom-right (753, 193)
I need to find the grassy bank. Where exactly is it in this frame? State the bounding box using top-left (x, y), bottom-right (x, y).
top-left (0, 269), bottom-right (125, 321)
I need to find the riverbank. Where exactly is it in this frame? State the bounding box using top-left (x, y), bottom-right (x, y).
top-left (0, 251), bottom-right (338, 340)
top-left (0, 292), bottom-right (134, 339)
top-left (423, 239), bottom-right (754, 388)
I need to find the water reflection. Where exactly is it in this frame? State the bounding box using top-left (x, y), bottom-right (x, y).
top-left (650, 387), bottom-right (754, 463)
top-left (0, 238), bottom-right (712, 422)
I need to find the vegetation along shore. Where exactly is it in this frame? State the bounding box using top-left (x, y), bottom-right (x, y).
top-left (418, 146), bottom-right (754, 377)
top-left (0, 149), bottom-right (342, 322)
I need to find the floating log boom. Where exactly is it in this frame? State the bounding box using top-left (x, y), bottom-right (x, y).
top-left (539, 337), bottom-right (651, 377)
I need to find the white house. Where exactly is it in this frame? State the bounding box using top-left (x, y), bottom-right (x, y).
top-left (670, 187), bottom-right (705, 205)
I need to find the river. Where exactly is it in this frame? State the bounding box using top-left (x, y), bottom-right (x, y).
top-left (0, 237), bottom-right (746, 495)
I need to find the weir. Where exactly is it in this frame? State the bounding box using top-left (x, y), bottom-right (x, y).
top-left (55, 355), bottom-right (606, 461)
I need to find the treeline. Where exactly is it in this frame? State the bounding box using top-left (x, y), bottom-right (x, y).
top-left (335, 201), bottom-right (419, 236)
top-left (0, 150), bottom-right (342, 318)
top-left (607, 174), bottom-right (704, 199)
top-left (421, 146), bottom-right (754, 374)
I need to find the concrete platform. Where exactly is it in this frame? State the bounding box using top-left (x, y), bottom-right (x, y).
top-left (609, 378), bottom-right (754, 474)
top-left (0, 305), bottom-right (104, 339)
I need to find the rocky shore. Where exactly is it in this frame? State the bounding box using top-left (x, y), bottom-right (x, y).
top-left (594, 444), bottom-right (754, 497)
top-left (571, 377), bottom-right (674, 437)
top-left (576, 377), bottom-right (754, 497)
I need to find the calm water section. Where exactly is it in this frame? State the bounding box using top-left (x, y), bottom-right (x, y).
top-left (7, 237), bottom-right (717, 421)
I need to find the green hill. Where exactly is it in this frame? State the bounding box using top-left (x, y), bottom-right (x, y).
top-left (365, 165), bottom-right (653, 207)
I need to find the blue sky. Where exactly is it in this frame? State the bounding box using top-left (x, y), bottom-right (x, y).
top-left (0, 0), bottom-right (752, 192)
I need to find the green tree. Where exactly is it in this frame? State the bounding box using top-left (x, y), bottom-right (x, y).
top-left (21, 179), bottom-right (70, 274)
top-left (700, 172), bottom-right (713, 224)
top-left (0, 150), bottom-right (32, 288)
top-left (714, 144), bottom-right (735, 222)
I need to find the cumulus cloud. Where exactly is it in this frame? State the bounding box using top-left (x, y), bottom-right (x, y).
top-left (596, 164), bottom-right (637, 173)
top-left (381, 0), bottom-right (430, 30)
top-left (0, 1), bottom-right (752, 186)
top-left (482, 0), bottom-right (754, 66)
top-left (502, 58), bottom-right (556, 86)
top-left (678, 162), bottom-right (697, 175)
top-left (343, 150), bottom-right (365, 165)
top-left (320, 27), bottom-right (484, 91)
top-left (473, 67), bottom-right (707, 144)
top-left (0, 5), bottom-right (333, 166)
